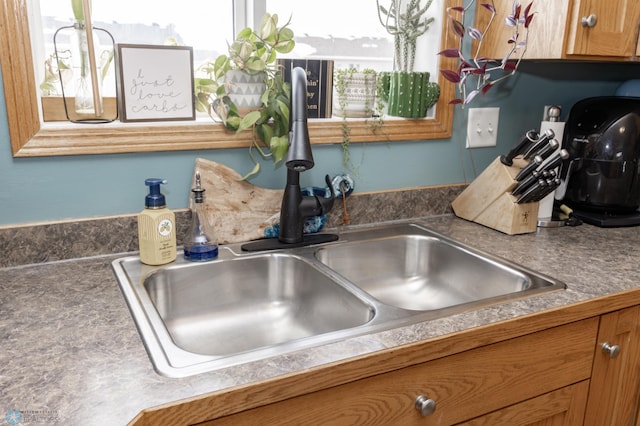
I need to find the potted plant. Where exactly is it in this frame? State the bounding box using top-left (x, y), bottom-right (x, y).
top-left (194, 13), bottom-right (295, 178)
top-left (438, 1), bottom-right (535, 105)
top-left (377, 0), bottom-right (441, 118)
top-left (333, 67), bottom-right (385, 173)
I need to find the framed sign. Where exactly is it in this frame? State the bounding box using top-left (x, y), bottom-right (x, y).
top-left (116, 44), bottom-right (195, 122)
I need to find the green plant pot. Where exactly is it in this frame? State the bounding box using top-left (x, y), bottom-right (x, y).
top-left (380, 71), bottom-right (440, 118)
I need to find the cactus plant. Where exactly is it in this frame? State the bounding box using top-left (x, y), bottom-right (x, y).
top-left (376, 0), bottom-right (440, 118)
top-left (377, 0), bottom-right (435, 72)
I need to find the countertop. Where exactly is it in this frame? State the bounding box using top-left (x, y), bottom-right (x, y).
top-left (2, 215), bottom-right (640, 425)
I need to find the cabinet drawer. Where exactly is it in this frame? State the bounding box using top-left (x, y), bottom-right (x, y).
top-left (203, 318), bottom-right (598, 425)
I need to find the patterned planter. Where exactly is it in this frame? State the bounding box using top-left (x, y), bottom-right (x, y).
top-left (333, 71), bottom-right (378, 118)
top-left (225, 70), bottom-right (267, 114)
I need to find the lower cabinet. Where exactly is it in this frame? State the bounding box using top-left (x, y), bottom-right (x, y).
top-left (136, 305), bottom-right (640, 425)
top-left (585, 305), bottom-right (640, 426)
top-left (460, 381), bottom-right (590, 426)
top-left (199, 319), bottom-right (597, 425)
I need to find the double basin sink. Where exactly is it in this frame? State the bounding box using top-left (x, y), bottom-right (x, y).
top-left (112, 223), bottom-right (566, 378)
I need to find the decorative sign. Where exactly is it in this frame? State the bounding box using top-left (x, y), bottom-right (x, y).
top-left (116, 44), bottom-right (195, 122)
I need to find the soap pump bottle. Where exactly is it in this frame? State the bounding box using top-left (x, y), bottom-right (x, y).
top-left (138, 178), bottom-right (177, 265)
top-left (183, 171), bottom-right (218, 262)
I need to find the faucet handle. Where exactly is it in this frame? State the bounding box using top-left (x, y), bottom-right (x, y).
top-left (325, 174), bottom-right (335, 199)
top-left (314, 175), bottom-right (335, 215)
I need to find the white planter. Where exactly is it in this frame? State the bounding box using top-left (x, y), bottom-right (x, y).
top-left (333, 71), bottom-right (378, 118)
top-left (225, 70), bottom-right (267, 114)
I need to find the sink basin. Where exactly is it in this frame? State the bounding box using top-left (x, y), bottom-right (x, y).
top-left (112, 222), bottom-right (566, 377)
top-left (144, 253), bottom-right (374, 356)
top-left (315, 234), bottom-right (544, 311)
top-left (114, 252), bottom-right (375, 377)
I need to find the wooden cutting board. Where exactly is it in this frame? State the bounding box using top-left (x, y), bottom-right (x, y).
top-left (192, 158), bottom-right (283, 244)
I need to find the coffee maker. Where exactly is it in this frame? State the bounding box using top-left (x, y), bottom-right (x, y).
top-left (558, 96), bottom-right (640, 227)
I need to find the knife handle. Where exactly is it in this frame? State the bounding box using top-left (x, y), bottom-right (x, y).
top-left (532, 139), bottom-right (559, 162)
top-left (515, 155), bottom-right (543, 181)
top-left (511, 171), bottom-right (540, 196)
top-left (523, 129), bottom-right (555, 160)
top-left (500, 129), bottom-right (539, 166)
top-left (517, 179), bottom-right (546, 203)
top-left (538, 149), bottom-right (569, 174)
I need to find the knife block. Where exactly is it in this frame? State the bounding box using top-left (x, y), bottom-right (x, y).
top-left (451, 157), bottom-right (539, 235)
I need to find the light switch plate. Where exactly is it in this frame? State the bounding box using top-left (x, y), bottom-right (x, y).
top-left (467, 107), bottom-right (500, 148)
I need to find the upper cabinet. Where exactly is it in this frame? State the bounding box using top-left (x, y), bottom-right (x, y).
top-left (475, 0), bottom-right (640, 61)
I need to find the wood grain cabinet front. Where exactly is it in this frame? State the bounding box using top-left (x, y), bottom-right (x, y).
top-left (585, 305), bottom-right (640, 426)
top-left (474, 0), bottom-right (640, 61)
top-left (197, 318), bottom-right (597, 426)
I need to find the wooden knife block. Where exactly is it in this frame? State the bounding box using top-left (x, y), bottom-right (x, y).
top-left (451, 157), bottom-right (539, 235)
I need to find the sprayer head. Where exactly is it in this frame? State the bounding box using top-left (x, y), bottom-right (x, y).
top-left (286, 67), bottom-right (314, 171)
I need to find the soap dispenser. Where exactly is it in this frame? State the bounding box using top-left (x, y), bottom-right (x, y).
top-left (138, 178), bottom-right (177, 265)
top-left (183, 171), bottom-right (218, 262)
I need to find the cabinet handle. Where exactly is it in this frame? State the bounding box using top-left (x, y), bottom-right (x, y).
top-left (581, 14), bottom-right (598, 28)
top-left (415, 395), bottom-right (436, 416)
top-left (601, 342), bottom-right (620, 358)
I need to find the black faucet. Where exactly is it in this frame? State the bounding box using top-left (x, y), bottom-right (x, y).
top-left (242, 67), bottom-right (338, 251)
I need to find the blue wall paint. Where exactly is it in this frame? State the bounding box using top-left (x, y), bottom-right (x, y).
top-left (0, 65), bottom-right (624, 226)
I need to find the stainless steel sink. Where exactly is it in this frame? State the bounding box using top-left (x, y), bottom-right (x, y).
top-left (314, 234), bottom-right (542, 311)
top-left (112, 222), bottom-right (566, 378)
top-left (144, 253), bottom-right (374, 356)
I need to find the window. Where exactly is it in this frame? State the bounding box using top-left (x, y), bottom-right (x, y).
top-left (0, 0), bottom-right (458, 157)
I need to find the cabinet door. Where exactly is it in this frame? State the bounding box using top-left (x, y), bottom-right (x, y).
top-left (566, 0), bottom-right (640, 57)
top-left (585, 306), bottom-right (640, 426)
top-left (459, 380), bottom-right (589, 426)
top-left (198, 319), bottom-right (596, 426)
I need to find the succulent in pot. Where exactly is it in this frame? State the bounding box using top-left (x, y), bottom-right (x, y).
top-left (194, 13), bottom-right (295, 178)
top-left (377, 0), bottom-right (441, 118)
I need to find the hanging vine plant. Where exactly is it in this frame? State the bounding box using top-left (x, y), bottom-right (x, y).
top-left (438, 0), bottom-right (535, 105)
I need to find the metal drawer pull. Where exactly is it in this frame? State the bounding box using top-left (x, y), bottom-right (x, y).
top-left (415, 395), bottom-right (436, 416)
top-left (601, 342), bottom-right (620, 358)
top-left (581, 14), bottom-right (598, 28)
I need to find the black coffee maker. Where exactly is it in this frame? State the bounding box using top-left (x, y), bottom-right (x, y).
top-left (559, 96), bottom-right (640, 227)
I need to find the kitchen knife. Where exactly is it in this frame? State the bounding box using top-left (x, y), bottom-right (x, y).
top-left (511, 170), bottom-right (541, 196)
top-left (522, 129), bottom-right (555, 160)
top-left (533, 178), bottom-right (561, 202)
top-left (516, 178), bottom-right (547, 203)
top-left (537, 149), bottom-right (570, 175)
top-left (500, 129), bottom-right (539, 166)
top-left (515, 155), bottom-right (544, 181)
top-left (530, 138), bottom-right (559, 162)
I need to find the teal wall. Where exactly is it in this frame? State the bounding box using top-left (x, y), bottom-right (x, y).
top-left (0, 64), bottom-right (627, 226)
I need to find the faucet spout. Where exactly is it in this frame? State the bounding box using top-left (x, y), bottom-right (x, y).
top-left (241, 67), bottom-right (338, 252)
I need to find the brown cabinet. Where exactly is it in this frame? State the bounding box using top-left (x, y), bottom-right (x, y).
top-left (585, 306), bottom-right (640, 426)
top-left (132, 305), bottom-right (640, 425)
top-left (475, 0), bottom-right (640, 61)
top-left (191, 319), bottom-right (597, 426)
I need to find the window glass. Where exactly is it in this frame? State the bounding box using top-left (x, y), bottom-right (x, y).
top-left (266, 0), bottom-right (443, 75)
top-left (266, 0), bottom-right (394, 71)
top-left (34, 0), bottom-right (234, 97)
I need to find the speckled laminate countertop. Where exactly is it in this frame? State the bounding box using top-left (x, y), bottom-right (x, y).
top-left (2, 215), bottom-right (639, 425)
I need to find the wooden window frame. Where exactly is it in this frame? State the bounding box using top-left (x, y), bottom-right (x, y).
top-left (0, 0), bottom-right (458, 157)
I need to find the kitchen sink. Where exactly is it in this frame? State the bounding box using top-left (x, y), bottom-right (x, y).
top-left (112, 222), bottom-right (566, 378)
top-left (144, 253), bottom-right (374, 356)
top-left (314, 234), bottom-right (541, 311)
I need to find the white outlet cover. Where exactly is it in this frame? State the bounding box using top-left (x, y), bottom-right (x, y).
top-left (467, 107), bottom-right (500, 148)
